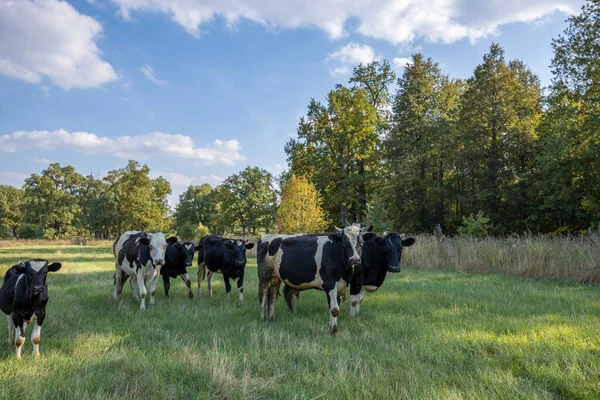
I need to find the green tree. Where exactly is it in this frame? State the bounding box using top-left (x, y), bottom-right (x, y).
top-left (535, 0), bottom-right (600, 232)
top-left (173, 184), bottom-right (217, 237)
top-left (286, 85), bottom-right (379, 225)
top-left (79, 175), bottom-right (117, 239)
top-left (217, 166), bottom-right (278, 235)
top-left (0, 185), bottom-right (23, 238)
top-left (22, 163), bottom-right (83, 239)
top-left (276, 175), bottom-right (328, 234)
top-left (364, 192), bottom-right (393, 234)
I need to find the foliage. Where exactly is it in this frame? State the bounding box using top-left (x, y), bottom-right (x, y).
top-left (286, 85), bottom-right (380, 225)
top-left (276, 175), bottom-right (328, 234)
top-left (0, 185), bottom-right (23, 237)
top-left (195, 222), bottom-right (210, 239)
top-left (217, 166), bottom-right (278, 235)
top-left (18, 222), bottom-right (44, 239)
top-left (365, 192), bottom-right (393, 234)
top-left (456, 211), bottom-right (491, 238)
top-left (173, 184), bottom-right (217, 234)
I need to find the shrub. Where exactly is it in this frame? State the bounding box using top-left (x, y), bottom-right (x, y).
top-left (18, 223), bottom-right (44, 239)
top-left (457, 211), bottom-right (491, 238)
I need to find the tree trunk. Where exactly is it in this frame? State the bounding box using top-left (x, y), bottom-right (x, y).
top-left (340, 203), bottom-right (348, 226)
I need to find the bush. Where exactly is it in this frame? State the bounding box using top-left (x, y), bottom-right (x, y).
top-left (0, 224), bottom-right (13, 239)
top-left (18, 223), bottom-right (44, 239)
top-left (457, 211), bottom-right (491, 238)
top-left (195, 222), bottom-right (210, 239)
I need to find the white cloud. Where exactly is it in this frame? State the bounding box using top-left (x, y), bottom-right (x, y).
top-left (0, 172), bottom-right (28, 188)
top-left (31, 157), bottom-right (53, 165)
top-left (140, 64), bottom-right (168, 85)
top-left (151, 171), bottom-right (193, 186)
top-left (327, 42), bottom-right (379, 76)
top-left (393, 57), bottom-right (412, 69)
top-left (0, 129), bottom-right (245, 166)
top-left (0, 0), bottom-right (117, 89)
top-left (108, 0), bottom-right (583, 44)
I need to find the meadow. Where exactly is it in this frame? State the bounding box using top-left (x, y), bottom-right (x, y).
top-left (0, 242), bottom-right (599, 399)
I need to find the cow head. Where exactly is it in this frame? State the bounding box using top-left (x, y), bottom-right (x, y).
top-left (177, 241), bottom-right (196, 267)
top-left (225, 239), bottom-right (255, 278)
top-left (14, 259), bottom-right (62, 300)
top-left (330, 224), bottom-right (372, 267)
top-left (139, 233), bottom-right (177, 266)
top-left (364, 232), bottom-right (415, 272)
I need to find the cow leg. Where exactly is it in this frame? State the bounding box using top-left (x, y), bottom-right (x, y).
top-left (14, 317), bottom-right (26, 360)
top-left (181, 273), bottom-right (193, 299)
top-left (130, 274), bottom-right (140, 302)
top-left (149, 268), bottom-right (161, 305)
top-left (207, 271), bottom-right (214, 297)
top-left (323, 280), bottom-right (339, 335)
top-left (236, 273), bottom-right (244, 303)
top-left (113, 264), bottom-right (123, 300)
top-left (349, 272), bottom-right (363, 317)
top-left (355, 288), bottom-right (366, 315)
top-left (197, 263), bottom-right (205, 295)
top-left (268, 276), bottom-right (281, 322)
top-left (6, 315), bottom-right (14, 348)
top-left (224, 276), bottom-right (232, 303)
top-left (30, 316), bottom-right (41, 358)
top-left (136, 269), bottom-right (147, 310)
top-left (259, 278), bottom-right (270, 321)
top-left (283, 285), bottom-right (297, 314)
top-left (162, 274), bottom-right (170, 297)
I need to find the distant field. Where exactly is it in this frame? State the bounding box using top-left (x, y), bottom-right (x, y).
top-left (0, 244), bottom-right (599, 399)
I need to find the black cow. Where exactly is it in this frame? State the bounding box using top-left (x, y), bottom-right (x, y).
top-left (0, 259), bottom-right (62, 359)
top-left (196, 235), bottom-right (254, 302)
top-left (257, 224), bottom-right (371, 335)
top-left (347, 232), bottom-right (415, 316)
top-left (113, 231), bottom-right (177, 309)
top-left (161, 241), bottom-right (195, 299)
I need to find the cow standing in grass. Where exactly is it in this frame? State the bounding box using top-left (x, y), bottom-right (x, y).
top-left (161, 241), bottom-right (195, 299)
top-left (197, 235), bottom-right (254, 302)
top-left (347, 232), bottom-right (415, 316)
top-left (113, 231), bottom-right (177, 309)
top-left (257, 225), bottom-right (370, 335)
top-left (0, 259), bottom-right (62, 359)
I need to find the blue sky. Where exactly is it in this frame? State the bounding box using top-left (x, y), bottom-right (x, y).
top-left (0, 0), bottom-right (586, 206)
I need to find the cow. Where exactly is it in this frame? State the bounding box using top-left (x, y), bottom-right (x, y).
top-left (161, 241), bottom-right (195, 299)
top-left (196, 235), bottom-right (254, 302)
top-left (347, 232), bottom-right (415, 316)
top-left (257, 224), bottom-right (371, 335)
top-left (113, 231), bottom-right (177, 309)
top-left (0, 259), bottom-right (62, 359)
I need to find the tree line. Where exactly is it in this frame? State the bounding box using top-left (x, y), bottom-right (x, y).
top-left (0, 1), bottom-right (598, 238)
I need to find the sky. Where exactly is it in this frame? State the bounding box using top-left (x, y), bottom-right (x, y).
top-left (0, 0), bottom-right (586, 207)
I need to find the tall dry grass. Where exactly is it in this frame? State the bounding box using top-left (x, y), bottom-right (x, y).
top-left (404, 234), bottom-right (600, 283)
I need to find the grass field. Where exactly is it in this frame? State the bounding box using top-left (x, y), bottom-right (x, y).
top-left (0, 243), bottom-right (599, 399)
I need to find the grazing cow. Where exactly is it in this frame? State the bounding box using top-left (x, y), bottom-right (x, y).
top-left (161, 241), bottom-right (195, 299)
top-left (348, 232), bottom-right (415, 316)
top-left (196, 235), bottom-right (254, 302)
top-left (113, 231), bottom-right (177, 309)
top-left (257, 224), bottom-right (371, 335)
top-left (0, 259), bottom-right (62, 359)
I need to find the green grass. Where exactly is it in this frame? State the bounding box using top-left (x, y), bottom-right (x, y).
top-left (0, 244), bottom-right (599, 399)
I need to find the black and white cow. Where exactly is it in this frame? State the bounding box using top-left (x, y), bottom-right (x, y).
top-left (196, 235), bottom-right (254, 302)
top-left (257, 224), bottom-right (370, 335)
top-left (0, 259), bottom-right (62, 359)
top-left (348, 232), bottom-right (415, 316)
top-left (113, 231), bottom-right (177, 309)
top-left (161, 241), bottom-right (195, 299)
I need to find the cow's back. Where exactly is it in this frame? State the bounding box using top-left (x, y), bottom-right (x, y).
top-left (115, 231), bottom-right (144, 265)
top-left (0, 271), bottom-right (19, 314)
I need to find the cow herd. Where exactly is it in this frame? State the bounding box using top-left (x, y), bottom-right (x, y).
top-left (1, 225), bottom-right (415, 359)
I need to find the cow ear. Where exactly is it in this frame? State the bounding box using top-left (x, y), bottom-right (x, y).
top-left (166, 236), bottom-right (178, 245)
top-left (225, 241), bottom-right (234, 249)
top-left (402, 238), bottom-right (416, 247)
top-left (362, 232), bottom-right (377, 242)
top-left (13, 263), bottom-right (27, 273)
top-left (245, 243), bottom-right (255, 250)
top-left (194, 243), bottom-right (202, 251)
top-left (48, 262), bottom-right (62, 272)
top-left (139, 237), bottom-right (150, 245)
top-left (174, 242), bottom-right (183, 250)
top-left (360, 225), bottom-right (373, 233)
top-left (328, 234), bottom-right (343, 243)
top-left (374, 237), bottom-right (386, 246)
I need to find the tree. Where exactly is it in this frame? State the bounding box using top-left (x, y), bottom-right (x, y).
top-left (458, 44), bottom-right (542, 233)
top-left (79, 174), bottom-right (117, 239)
top-left (22, 163), bottom-right (83, 239)
top-left (0, 185), bottom-right (23, 238)
top-left (364, 192), bottom-right (393, 234)
top-left (217, 166), bottom-right (278, 235)
top-left (286, 85), bottom-right (379, 225)
top-left (276, 176), bottom-right (328, 234)
top-left (535, 0), bottom-right (600, 232)
top-left (173, 184), bottom-right (217, 237)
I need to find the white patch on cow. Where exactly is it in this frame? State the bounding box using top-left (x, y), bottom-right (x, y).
top-left (30, 315), bottom-right (41, 357)
top-left (6, 315), bottom-right (14, 346)
top-left (363, 285), bottom-right (379, 293)
top-left (236, 240), bottom-right (244, 246)
top-left (14, 274), bottom-right (24, 292)
top-left (28, 260), bottom-right (47, 272)
top-left (328, 284), bottom-right (339, 314)
top-left (186, 243), bottom-right (193, 251)
top-left (238, 286), bottom-right (244, 302)
top-left (148, 232), bottom-right (168, 265)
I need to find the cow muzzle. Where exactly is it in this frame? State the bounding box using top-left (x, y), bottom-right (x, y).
top-left (388, 266), bottom-right (401, 273)
top-left (185, 262), bottom-right (192, 267)
top-left (31, 286), bottom-right (43, 295)
top-left (154, 259), bottom-right (164, 266)
top-left (349, 256), bottom-right (361, 265)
